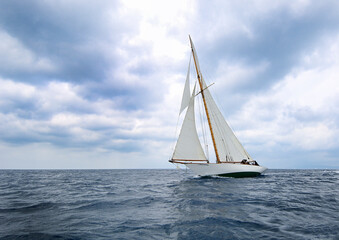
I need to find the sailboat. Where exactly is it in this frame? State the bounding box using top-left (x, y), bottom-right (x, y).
top-left (169, 36), bottom-right (267, 177)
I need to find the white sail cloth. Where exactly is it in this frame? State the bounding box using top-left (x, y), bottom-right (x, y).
top-left (172, 85), bottom-right (207, 161)
top-left (179, 57), bottom-right (191, 114)
top-left (189, 36), bottom-right (251, 162)
top-left (202, 85), bottom-right (251, 162)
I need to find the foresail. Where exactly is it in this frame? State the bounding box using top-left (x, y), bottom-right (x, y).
top-left (172, 85), bottom-right (207, 161)
top-left (179, 57), bottom-right (191, 114)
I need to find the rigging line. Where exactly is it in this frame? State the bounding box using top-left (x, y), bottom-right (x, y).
top-left (197, 82), bottom-right (209, 160)
top-left (200, 82), bottom-right (214, 161)
top-left (200, 82), bottom-right (210, 160)
top-left (200, 88), bottom-right (208, 151)
top-left (200, 69), bottom-right (223, 162)
top-left (198, 78), bottom-right (221, 163)
top-left (221, 139), bottom-right (232, 162)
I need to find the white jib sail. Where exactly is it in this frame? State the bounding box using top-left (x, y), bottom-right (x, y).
top-left (179, 57), bottom-right (191, 114)
top-left (172, 84), bottom-right (207, 161)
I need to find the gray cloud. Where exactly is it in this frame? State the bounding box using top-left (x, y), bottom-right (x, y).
top-left (1, 0), bottom-right (339, 169)
top-left (0, 0), bottom-right (165, 112)
top-left (197, 1), bottom-right (339, 92)
top-left (0, 1), bottom-right (112, 81)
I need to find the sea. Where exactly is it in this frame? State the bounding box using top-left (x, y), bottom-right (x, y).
top-left (0, 169), bottom-right (338, 240)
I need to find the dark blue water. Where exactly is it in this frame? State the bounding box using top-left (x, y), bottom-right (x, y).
top-left (0, 169), bottom-right (338, 240)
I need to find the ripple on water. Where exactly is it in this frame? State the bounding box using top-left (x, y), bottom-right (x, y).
top-left (0, 169), bottom-right (338, 240)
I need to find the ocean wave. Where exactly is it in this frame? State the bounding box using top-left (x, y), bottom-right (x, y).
top-left (1, 232), bottom-right (82, 240)
top-left (0, 202), bottom-right (56, 213)
top-left (0, 169), bottom-right (338, 240)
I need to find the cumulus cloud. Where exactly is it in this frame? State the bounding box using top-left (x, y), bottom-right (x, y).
top-left (0, 75), bottom-right (178, 169)
top-left (226, 34), bottom-right (339, 168)
top-left (0, 30), bottom-right (56, 74)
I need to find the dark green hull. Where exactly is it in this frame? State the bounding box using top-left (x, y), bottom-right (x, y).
top-left (217, 171), bottom-right (262, 178)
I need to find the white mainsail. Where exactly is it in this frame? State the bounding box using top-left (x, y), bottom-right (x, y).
top-left (202, 82), bottom-right (252, 162)
top-left (172, 84), bottom-right (207, 161)
top-left (189, 36), bottom-right (251, 163)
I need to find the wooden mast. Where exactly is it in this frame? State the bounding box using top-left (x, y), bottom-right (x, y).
top-left (189, 36), bottom-right (221, 164)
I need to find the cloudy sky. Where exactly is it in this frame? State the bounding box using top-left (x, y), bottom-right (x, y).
top-left (0, 0), bottom-right (338, 169)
